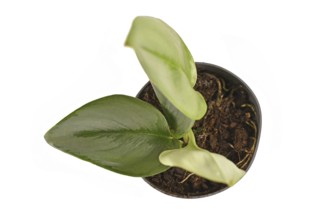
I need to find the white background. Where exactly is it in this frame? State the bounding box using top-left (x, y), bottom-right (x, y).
top-left (1, 0), bottom-right (329, 219)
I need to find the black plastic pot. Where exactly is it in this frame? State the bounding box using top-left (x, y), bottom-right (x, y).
top-left (137, 62), bottom-right (261, 198)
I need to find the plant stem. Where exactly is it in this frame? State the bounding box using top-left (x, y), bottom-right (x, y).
top-left (186, 129), bottom-right (199, 149)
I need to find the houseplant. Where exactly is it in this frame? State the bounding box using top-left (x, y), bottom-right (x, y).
top-left (44, 16), bottom-right (261, 198)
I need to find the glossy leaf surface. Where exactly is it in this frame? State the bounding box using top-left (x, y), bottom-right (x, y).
top-left (125, 16), bottom-right (207, 120)
top-left (45, 95), bottom-right (181, 177)
top-left (159, 130), bottom-right (246, 186)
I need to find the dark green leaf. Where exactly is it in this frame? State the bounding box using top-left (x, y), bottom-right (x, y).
top-left (45, 95), bottom-right (181, 177)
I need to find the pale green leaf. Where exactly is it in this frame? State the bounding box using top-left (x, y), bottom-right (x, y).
top-left (125, 16), bottom-right (207, 120)
top-left (159, 130), bottom-right (246, 186)
top-left (44, 95), bottom-right (181, 177)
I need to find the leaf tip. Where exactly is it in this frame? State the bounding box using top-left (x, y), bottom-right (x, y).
top-left (227, 169), bottom-right (246, 187)
top-left (186, 92), bottom-right (207, 120)
top-left (124, 16), bottom-right (148, 48)
top-left (44, 129), bottom-right (53, 146)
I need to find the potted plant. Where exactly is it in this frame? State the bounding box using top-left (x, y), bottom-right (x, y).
top-left (44, 16), bottom-right (261, 198)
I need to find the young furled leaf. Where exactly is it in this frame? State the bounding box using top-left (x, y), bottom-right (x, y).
top-left (152, 86), bottom-right (194, 138)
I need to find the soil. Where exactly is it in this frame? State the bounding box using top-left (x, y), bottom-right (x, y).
top-left (137, 64), bottom-right (260, 198)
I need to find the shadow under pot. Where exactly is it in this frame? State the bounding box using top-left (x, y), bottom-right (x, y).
top-left (137, 62), bottom-right (262, 198)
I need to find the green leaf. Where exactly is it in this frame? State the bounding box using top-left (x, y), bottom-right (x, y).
top-left (125, 16), bottom-right (207, 120)
top-left (44, 95), bottom-right (181, 177)
top-left (152, 86), bottom-right (194, 138)
top-left (159, 130), bottom-right (246, 186)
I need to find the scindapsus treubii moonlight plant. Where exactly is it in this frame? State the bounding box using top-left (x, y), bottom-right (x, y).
top-left (44, 16), bottom-right (245, 187)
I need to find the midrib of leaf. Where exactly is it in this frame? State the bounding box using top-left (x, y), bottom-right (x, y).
top-left (139, 46), bottom-right (189, 83)
top-left (74, 129), bottom-right (174, 140)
